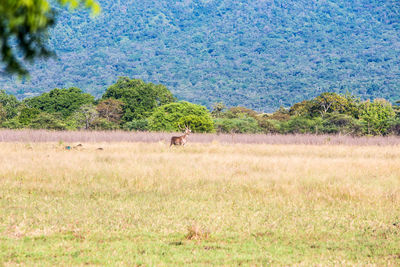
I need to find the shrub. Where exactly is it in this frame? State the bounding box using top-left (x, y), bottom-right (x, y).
top-left (359, 99), bottom-right (396, 135)
top-left (124, 119), bottom-right (149, 131)
top-left (268, 107), bottom-right (291, 121)
top-left (0, 90), bottom-right (19, 119)
top-left (257, 117), bottom-right (280, 133)
top-left (1, 117), bottom-right (23, 129)
top-left (321, 113), bottom-right (363, 136)
top-left (29, 113), bottom-right (67, 130)
top-left (18, 107), bottom-right (40, 125)
top-left (214, 117), bottom-right (261, 133)
top-left (225, 106), bottom-right (259, 119)
top-left (388, 118), bottom-right (400, 135)
top-left (96, 98), bottom-right (124, 124)
top-left (148, 101), bottom-right (214, 132)
top-left (279, 117), bottom-right (323, 134)
top-left (90, 118), bottom-right (120, 130)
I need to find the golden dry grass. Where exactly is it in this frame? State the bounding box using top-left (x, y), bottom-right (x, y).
top-left (0, 142), bottom-right (400, 265)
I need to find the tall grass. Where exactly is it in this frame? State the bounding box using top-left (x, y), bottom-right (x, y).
top-left (1, 142), bottom-right (400, 265)
top-left (0, 129), bottom-right (400, 145)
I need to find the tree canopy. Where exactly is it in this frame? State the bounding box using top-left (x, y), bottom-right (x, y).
top-left (148, 101), bottom-right (214, 133)
top-left (1, 0), bottom-right (400, 111)
top-left (0, 80), bottom-right (399, 136)
top-left (24, 87), bottom-right (94, 118)
top-left (102, 77), bottom-right (176, 121)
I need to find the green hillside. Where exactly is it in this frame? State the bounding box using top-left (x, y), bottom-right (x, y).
top-left (1, 0), bottom-right (400, 111)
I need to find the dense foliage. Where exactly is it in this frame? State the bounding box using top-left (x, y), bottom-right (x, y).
top-left (148, 101), bottom-right (214, 133)
top-left (0, 77), bottom-right (399, 135)
top-left (102, 77), bottom-right (175, 121)
top-left (1, 0), bottom-right (400, 111)
top-left (24, 87), bottom-right (94, 118)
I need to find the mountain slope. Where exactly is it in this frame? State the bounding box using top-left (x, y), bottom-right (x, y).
top-left (1, 0), bottom-right (400, 111)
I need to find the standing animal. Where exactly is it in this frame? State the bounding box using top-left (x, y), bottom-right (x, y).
top-left (170, 126), bottom-right (191, 146)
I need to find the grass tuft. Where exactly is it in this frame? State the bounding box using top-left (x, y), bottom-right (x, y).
top-left (185, 224), bottom-right (211, 241)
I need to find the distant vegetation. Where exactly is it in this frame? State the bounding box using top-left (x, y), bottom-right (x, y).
top-left (1, 0), bottom-right (400, 111)
top-left (0, 77), bottom-right (399, 136)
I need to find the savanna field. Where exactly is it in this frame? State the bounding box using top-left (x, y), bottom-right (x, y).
top-left (1, 131), bottom-right (400, 265)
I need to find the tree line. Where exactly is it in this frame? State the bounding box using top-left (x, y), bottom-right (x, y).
top-left (2, 0), bottom-right (400, 112)
top-left (0, 77), bottom-right (399, 136)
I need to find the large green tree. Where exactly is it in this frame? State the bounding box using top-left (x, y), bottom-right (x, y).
top-left (0, 0), bottom-right (100, 75)
top-left (102, 77), bottom-right (176, 122)
top-left (24, 87), bottom-right (94, 118)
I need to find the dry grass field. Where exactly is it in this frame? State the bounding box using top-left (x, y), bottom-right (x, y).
top-left (1, 137), bottom-right (400, 265)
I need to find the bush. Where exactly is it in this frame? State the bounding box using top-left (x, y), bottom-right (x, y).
top-left (268, 107), bottom-right (291, 121)
top-left (279, 117), bottom-right (323, 134)
top-left (148, 101), bottom-right (214, 132)
top-left (214, 117), bottom-right (261, 133)
top-left (123, 119), bottom-right (149, 131)
top-left (321, 113), bottom-right (363, 136)
top-left (359, 99), bottom-right (396, 135)
top-left (224, 106), bottom-right (259, 119)
top-left (29, 113), bottom-right (66, 130)
top-left (0, 90), bottom-right (19, 119)
top-left (1, 118), bottom-right (23, 129)
top-left (18, 107), bottom-right (40, 125)
top-left (90, 118), bottom-right (120, 130)
top-left (256, 117), bottom-right (280, 133)
top-left (388, 118), bottom-right (400, 135)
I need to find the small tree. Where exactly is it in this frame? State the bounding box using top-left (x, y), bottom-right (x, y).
top-left (213, 117), bottom-right (261, 133)
top-left (227, 106), bottom-right (259, 119)
top-left (268, 107), bottom-right (291, 121)
top-left (124, 119), bottom-right (149, 131)
top-left (321, 113), bottom-right (362, 136)
top-left (0, 90), bottom-right (20, 119)
top-left (96, 98), bottom-right (124, 124)
top-left (148, 101), bottom-right (214, 132)
top-left (177, 115), bottom-right (215, 133)
top-left (359, 99), bottom-right (396, 135)
top-left (308, 92), bottom-right (359, 118)
top-left (29, 113), bottom-right (66, 130)
top-left (211, 102), bottom-right (226, 118)
top-left (289, 100), bottom-right (314, 117)
top-left (73, 104), bottom-right (98, 130)
top-left (388, 118), bottom-right (400, 135)
top-left (18, 107), bottom-right (41, 125)
top-left (90, 118), bottom-right (120, 130)
top-left (279, 117), bottom-right (323, 134)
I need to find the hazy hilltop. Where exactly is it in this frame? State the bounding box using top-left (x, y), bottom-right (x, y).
top-left (1, 0), bottom-right (400, 111)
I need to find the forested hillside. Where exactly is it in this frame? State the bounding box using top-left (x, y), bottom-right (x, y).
top-left (1, 0), bottom-right (400, 111)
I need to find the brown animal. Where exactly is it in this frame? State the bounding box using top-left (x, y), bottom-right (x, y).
top-left (170, 126), bottom-right (191, 146)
